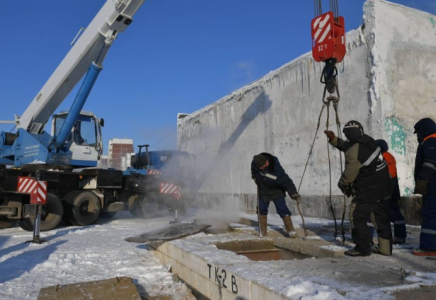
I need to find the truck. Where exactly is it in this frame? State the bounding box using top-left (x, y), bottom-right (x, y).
top-left (129, 147), bottom-right (196, 217)
top-left (0, 0), bottom-right (182, 231)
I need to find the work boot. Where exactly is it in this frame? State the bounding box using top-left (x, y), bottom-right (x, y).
top-left (393, 237), bottom-right (406, 245)
top-left (259, 215), bottom-right (267, 237)
top-left (371, 239), bottom-right (392, 256)
top-left (282, 215), bottom-right (297, 238)
top-left (371, 244), bottom-right (381, 254)
top-left (378, 237), bottom-right (393, 256)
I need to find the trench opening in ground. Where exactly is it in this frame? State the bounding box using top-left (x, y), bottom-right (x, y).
top-left (214, 239), bottom-right (312, 261)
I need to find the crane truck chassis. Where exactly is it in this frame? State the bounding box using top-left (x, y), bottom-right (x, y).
top-left (0, 164), bottom-right (182, 231)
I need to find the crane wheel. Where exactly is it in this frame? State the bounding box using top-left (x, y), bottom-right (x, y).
top-left (18, 193), bottom-right (63, 231)
top-left (129, 207), bottom-right (143, 218)
top-left (128, 196), bottom-right (158, 219)
top-left (141, 197), bottom-right (159, 219)
top-left (0, 218), bottom-right (17, 229)
top-left (66, 191), bottom-right (101, 226)
top-left (17, 218), bottom-right (33, 231)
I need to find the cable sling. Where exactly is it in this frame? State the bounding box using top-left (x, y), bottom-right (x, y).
top-left (297, 80), bottom-right (347, 244)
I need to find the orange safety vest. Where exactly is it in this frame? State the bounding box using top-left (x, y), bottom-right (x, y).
top-left (382, 151), bottom-right (397, 179)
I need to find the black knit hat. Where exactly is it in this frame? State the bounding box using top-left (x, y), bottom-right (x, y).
top-left (343, 120), bottom-right (364, 142)
top-left (253, 154), bottom-right (267, 168)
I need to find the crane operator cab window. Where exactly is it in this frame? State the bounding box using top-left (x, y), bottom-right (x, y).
top-left (72, 122), bottom-right (85, 145)
top-left (69, 120), bottom-right (97, 146)
top-left (54, 115), bottom-right (98, 147)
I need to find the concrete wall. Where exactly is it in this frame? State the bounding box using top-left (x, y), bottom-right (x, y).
top-left (177, 0), bottom-right (436, 220)
top-left (364, 0), bottom-right (436, 194)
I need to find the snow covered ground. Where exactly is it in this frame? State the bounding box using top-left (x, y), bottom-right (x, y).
top-left (1, 209), bottom-right (436, 300)
top-left (0, 211), bottom-right (194, 300)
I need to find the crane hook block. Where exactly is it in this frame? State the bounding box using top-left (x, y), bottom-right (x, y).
top-left (311, 12), bottom-right (346, 63)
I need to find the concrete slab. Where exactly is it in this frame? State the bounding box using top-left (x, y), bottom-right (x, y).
top-left (274, 236), bottom-right (345, 258)
top-left (125, 223), bottom-right (211, 243)
top-left (150, 216), bottom-right (436, 299)
top-left (37, 277), bottom-right (140, 300)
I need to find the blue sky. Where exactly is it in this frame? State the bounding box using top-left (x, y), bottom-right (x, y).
top-left (1, 0), bottom-right (435, 154)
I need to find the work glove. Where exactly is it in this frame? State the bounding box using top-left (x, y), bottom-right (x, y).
top-left (338, 182), bottom-right (353, 197)
top-left (290, 193), bottom-right (301, 203)
top-left (343, 187), bottom-right (353, 198)
top-left (324, 130), bottom-right (336, 142)
top-left (414, 180), bottom-right (428, 196)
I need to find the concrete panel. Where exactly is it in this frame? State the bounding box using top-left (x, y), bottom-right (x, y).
top-left (250, 282), bottom-right (268, 300)
top-left (37, 277), bottom-right (141, 300)
top-left (177, 0), bottom-right (436, 219)
top-left (151, 221), bottom-right (436, 299)
top-left (363, 0), bottom-right (436, 194)
top-left (193, 272), bottom-right (209, 298)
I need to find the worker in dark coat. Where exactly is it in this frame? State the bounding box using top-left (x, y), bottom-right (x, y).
top-left (325, 120), bottom-right (392, 257)
top-left (412, 117), bottom-right (436, 255)
top-left (375, 139), bottom-right (407, 244)
top-left (251, 153), bottom-right (300, 238)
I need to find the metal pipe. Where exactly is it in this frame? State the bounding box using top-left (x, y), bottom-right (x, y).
top-left (53, 63), bottom-right (102, 150)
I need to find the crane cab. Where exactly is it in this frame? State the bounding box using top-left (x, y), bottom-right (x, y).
top-left (52, 111), bottom-right (104, 167)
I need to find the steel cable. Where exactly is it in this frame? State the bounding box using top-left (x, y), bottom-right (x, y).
top-left (297, 79), bottom-right (346, 244)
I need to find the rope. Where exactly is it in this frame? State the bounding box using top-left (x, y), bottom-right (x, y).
top-left (297, 80), bottom-right (347, 244)
top-left (325, 95), bottom-right (338, 238)
top-left (324, 84), bottom-right (347, 245)
top-left (296, 91), bottom-right (327, 240)
top-left (332, 93), bottom-right (347, 245)
top-left (150, 128), bottom-right (176, 148)
top-left (256, 186), bottom-right (263, 237)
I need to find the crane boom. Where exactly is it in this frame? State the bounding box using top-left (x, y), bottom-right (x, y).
top-left (16, 0), bottom-right (144, 134)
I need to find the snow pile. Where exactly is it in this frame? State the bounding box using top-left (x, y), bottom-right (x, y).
top-left (283, 280), bottom-right (343, 300)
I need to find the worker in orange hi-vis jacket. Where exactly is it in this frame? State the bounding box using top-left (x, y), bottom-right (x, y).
top-left (376, 139), bottom-right (407, 245)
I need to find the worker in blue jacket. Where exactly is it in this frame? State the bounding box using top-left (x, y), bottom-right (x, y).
top-left (251, 153), bottom-right (301, 238)
top-left (412, 118), bottom-right (436, 255)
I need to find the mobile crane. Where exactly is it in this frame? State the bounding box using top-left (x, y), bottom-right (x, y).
top-left (0, 0), bottom-right (178, 231)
